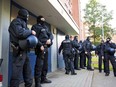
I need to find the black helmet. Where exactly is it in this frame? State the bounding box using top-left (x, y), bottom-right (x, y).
top-left (74, 36), bottom-right (78, 40)
top-left (19, 35), bottom-right (38, 50)
top-left (106, 37), bottom-right (111, 43)
top-left (107, 47), bottom-right (115, 55)
top-left (87, 36), bottom-right (90, 41)
top-left (65, 35), bottom-right (69, 40)
top-left (18, 9), bottom-right (29, 21)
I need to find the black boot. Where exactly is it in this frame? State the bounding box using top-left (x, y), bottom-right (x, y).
top-left (105, 73), bottom-right (109, 76)
top-left (87, 68), bottom-right (94, 71)
top-left (71, 70), bottom-right (77, 75)
top-left (81, 67), bottom-right (85, 69)
top-left (71, 72), bottom-right (77, 75)
top-left (65, 71), bottom-right (69, 74)
top-left (35, 83), bottom-right (42, 87)
top-left (41, 78), bottom-right (52, 83)
top-left (35, 76), bottom-right (42, 87)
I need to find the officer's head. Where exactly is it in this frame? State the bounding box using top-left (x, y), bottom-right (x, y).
top-left (87, 36), bottom-right (90, 41)
top-left (18, 9), bottom-right (29, 22)
top-left (106, 37), bottom-right (111, 43)
top-left (37, 15), bottom-right (45, 24)
top-left (65, 35), bottom-right (69, 40)
top-left (74, 36), bottom-right (78, 40)
top-left (101, 39), bottom-right (104, 44)
top-left (79, 40), bottom-right (82, 43)
top-left (19, 35), bottom-right (38, 50)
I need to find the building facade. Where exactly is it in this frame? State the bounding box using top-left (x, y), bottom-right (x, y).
top-left (0, 0), bottom-right (82, 86)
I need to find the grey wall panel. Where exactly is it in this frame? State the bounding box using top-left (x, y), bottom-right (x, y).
top-left (0, 0), bottom-right (10, 87)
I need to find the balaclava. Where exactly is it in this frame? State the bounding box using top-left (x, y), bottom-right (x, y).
top-left (37, 15), bottom-right (45, 25)
top-left (87, 36), bottom-right (90, 41)
top-left (74, 36), bottom-right (78, 42)
top-left (18, 9), bottom-right (29, 22)
top-left (65, 35), bottom-right (69, 40)
top-left (106, 37), bottom-right (111, 43)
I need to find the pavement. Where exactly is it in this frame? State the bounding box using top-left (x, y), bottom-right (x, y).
top-left (92, 70), bottom-right (116, 87)
top-left (20, 69), bottom-right (116, 87)
top-left (20, 68), bottom-right (93, 87)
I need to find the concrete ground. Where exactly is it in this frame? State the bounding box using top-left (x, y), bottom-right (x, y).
top-left (92, 70), bottom-right (116, 87)
top-left (20, 68), bottom-right (93, 87)
top-left (20, 69), bottom-right (116, 87)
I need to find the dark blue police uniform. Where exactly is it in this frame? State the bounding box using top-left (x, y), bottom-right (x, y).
top-left (72, 36), bottom-right (80, 70)
top-left (31, 16), bottom-right (53, 87)
top-left (59, 35), bottom-right (77, 75)
top-left (79, 41), bottom-right (85, 69)
top-left (83, 37), bottom-right (94, 71)
top-left (104, 40), bottom-right (116, 76)
top-left (96, 43), bottom-right (105, 73)
top-left (8, 9), bottom-right (33, 87)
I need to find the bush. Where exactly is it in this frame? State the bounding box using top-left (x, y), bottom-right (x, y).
top-left (92, 56), bottom-right (113, 70)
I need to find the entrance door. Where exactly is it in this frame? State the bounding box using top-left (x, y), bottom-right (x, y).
top-left (57, 30), bottom-right (65, 68)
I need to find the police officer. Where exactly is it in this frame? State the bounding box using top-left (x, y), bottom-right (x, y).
top-left (83, 36), bottom-right (94, 71)
top-left (72, 36), bottom-right (81, 70)
top-left (59, 35), bottom-right (77, 75)
top-left (104, 38), bottom-right (116, 76)
top-left (79, 40), bottom-right (85, 69)
top-left (8, 9), bottom-right (36, 87)
top-left (95, 40), bottom-right (105, 73)
top-left (31, 15), bottom-right (53, 87)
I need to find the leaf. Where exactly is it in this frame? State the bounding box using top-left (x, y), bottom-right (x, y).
top-left (83, 0), bottom-right (114, 43)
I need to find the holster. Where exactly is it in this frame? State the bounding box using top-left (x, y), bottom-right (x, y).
top-left (11, 43), bottom-right (20, 57)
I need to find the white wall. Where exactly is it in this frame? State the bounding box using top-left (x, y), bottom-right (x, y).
top-left (0, 0), bottom-right (10, 87)
top-left (51, 26), bottom-right (57, 72)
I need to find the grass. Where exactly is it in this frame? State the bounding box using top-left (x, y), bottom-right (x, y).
top-left (92, 56), bottom-right (113, 71)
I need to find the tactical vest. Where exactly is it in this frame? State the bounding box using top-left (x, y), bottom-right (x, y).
top-left (62, 40), bottom-right (72, 51)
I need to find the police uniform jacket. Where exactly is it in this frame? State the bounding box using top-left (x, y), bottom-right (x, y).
top-left (104, 42), bottom-right (116, 54)
top-left (59, 39), bottom-right (79, 54)
top-left (8, 17), bottom-right (32, 46)
top-left (96, 43), bottom-right (104, 56)
top-left (72, 38), bottom-right (80, 53)
top-left (83, 40), bottom-right (93, 52)
top-left (31, 23), bottom-right (53, 47)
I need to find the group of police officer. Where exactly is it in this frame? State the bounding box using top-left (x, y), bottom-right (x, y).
top-left (9, 9), bottom-right (53, 87)
top-left (59, 35), bottom-right (94, 75)
top-left (96, 38), bottom-right (116, 77)
top-left (8, 8), bottom-right (116, 87)
top-left (59, 35), bottom-right (116, 77)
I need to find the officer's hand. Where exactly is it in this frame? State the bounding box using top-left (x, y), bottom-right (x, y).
top-left (102, 56), bottom-right (104, 59)
top-left (32, 30), bottom-right (36, 35)
top-left (85, 52), bottom-right (87, 54)
top-left (46, 39), bottom-right (51, 45)
top-left (40, 46), bottom-right (44, 51)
